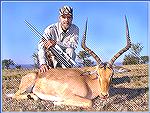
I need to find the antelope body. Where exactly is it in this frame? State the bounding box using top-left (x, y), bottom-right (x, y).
top-left (12, 16), bottom-right (131, 108)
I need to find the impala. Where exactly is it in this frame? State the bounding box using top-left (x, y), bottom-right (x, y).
top-left (12, 16), bottom-right (131, 108)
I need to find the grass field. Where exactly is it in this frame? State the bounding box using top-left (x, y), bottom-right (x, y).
top-left (2, 64), bottom-right (149, 111)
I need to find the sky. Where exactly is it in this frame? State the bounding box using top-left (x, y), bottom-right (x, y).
top-left (1, 1), bottom-right (149, 65)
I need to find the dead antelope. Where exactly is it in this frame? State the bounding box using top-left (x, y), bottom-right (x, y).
top-left (12, 16), bottom-right (131, 108)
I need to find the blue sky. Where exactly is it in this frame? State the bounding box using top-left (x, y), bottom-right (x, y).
top-left (1, 1), bottom-right (148, 65)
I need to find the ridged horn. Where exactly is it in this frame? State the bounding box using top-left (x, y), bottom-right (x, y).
top-left (81, 19), bottom-right (102, 65)
top-left (109, 16), bottom-right (131, 65)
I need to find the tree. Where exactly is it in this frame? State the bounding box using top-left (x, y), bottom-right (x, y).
top-left (77, 50), bottom-right (93, 67)
top-left (83, 59), bottom-right (94, 67)
top-left (141, 56), bottom-right (149, 64)
top-left (32, 52), bottom-right (39, 68)
top-left (123, 54), bottom-right (139, 65)
top-left (77, 50), bottom-right (91, 60)
top-left (15, 65), bottom-right (22, 69)
top-left (2, 59), bottom-right (15, 69)
top-left (130, 42), bottom-right (143, 63)
top-left (123, 42), bottom-right (147, 65)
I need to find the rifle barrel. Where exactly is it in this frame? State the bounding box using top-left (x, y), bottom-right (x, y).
top-left (24, 20), bottom-right (47, 42)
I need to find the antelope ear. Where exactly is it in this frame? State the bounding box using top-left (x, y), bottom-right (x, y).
top-left (80, 70), bottom-right (98, 76)
top-left (113, 65), bottom-right (131, 73)
top-left (80, 71), bottom-right (91, 76)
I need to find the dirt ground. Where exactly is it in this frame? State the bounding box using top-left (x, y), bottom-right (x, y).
top-left (2, 64), bottom-right (149, 111)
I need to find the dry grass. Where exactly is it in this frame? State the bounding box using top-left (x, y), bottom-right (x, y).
top-left (2, 64), bottom-right (149, 111)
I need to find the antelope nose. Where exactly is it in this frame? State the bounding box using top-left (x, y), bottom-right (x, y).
top-left (101, 93), bottom-right (109, 99)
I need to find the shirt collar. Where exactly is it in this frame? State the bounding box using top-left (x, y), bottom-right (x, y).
top-left (57, 22), bottom-right (70, 34)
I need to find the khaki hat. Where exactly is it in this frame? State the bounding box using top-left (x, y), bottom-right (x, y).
top-left (59, 5), bottom-right (73, 16)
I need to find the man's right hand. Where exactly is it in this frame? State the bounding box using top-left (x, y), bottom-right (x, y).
top-left (43, 39), bottom-right (56, 49)
top-left (39, 64), bottom-right (51, 73)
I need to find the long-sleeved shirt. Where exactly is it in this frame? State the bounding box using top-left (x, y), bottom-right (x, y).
top-left (38, 22), bottom-right (79, 66)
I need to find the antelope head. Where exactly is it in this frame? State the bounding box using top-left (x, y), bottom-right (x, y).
top-left (81, 16), bottom-right (131, 99)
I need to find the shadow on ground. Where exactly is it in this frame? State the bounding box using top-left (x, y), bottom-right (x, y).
top-left (109, 76), bottom-right (148, 101)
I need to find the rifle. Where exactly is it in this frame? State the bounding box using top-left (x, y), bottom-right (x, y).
top-left (24, 20), bottom-right (77, 68)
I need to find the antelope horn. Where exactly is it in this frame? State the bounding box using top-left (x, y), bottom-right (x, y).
top-left (81, 19), bottom-right (102, 65)
top-left (109, 16), bottom-right (131, 65)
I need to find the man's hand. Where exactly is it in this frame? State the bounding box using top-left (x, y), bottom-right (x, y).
top-left (39, 64), bottom-right (51, 73)
top-left (43, 39), bottom-right (56, 49)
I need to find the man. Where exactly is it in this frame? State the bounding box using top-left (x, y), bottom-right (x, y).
top-left (38, 5), bottom-right (79, 73)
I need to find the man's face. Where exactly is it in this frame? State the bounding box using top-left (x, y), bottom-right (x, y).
top-left (59, 14), bottom-right (73, 31)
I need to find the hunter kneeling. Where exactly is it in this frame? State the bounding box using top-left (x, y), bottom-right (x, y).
top-left (38, 5), bottom-right (79, 73)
